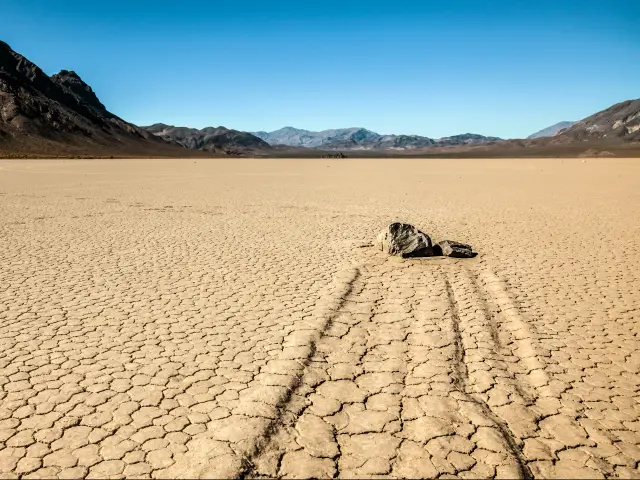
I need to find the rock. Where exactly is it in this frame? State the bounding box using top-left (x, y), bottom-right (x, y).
top-left (376, 223), bottom-right (433, 257)
top-left (436, 240), bottom-right (475, 258)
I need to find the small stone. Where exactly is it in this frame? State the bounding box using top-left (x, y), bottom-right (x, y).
top-left (436, 240), bottom-right (476, 258)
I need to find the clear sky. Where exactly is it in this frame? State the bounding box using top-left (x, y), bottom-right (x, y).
top-left (1, 0), bottom-right (638, 139)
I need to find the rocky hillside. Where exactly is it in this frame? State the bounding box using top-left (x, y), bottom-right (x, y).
top-left (527, 121), bottom-right (575, 139)
top-left (143, 124), bottom-right (272, 154)
top-left (0, 40), bottom-right (188, 156)
top-left (550, 100), bottom-right (640, 143)
top-left (253, 127), bottom-right (500, 151)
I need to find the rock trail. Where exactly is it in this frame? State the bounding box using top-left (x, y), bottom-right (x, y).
top-left (231, 257), bottom-right (631, 479)
top-left (241, 259), bottom-right (540, 478)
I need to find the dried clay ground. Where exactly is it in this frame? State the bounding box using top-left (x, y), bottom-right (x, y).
top-left (1, 158), bottom-right (639, 479)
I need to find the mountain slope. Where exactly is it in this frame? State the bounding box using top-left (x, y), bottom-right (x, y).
top-left (144, 124), bottom-right (271, 154)
top-left (0, 40), bottom-right (189, 156)
top-left (550, 100), bottom-right (640, 143)
top-left (527, 121), bottom-right (575, 139)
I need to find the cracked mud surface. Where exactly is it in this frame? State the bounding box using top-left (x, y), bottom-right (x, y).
top-left (1, 158), bottom-right (639, 479)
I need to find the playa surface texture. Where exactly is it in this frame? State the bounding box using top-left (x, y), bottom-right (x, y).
top-left (1, 158), bottom-right (639, 479)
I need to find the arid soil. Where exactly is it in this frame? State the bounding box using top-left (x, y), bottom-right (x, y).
top-left (1, 158), bottom-right (639, 479)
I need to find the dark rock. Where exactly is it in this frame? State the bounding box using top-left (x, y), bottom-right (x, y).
top-left (437, 240), bottom-right (475, 258)
top-left (376, 223), bottom-right (433, 257)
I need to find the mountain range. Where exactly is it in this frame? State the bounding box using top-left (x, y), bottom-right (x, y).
top-left (251, 127), bottom-right (502, 150)
top-left (1, 39), bottom-right (638, 158)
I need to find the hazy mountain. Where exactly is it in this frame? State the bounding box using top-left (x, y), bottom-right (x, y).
top-left (253, 127), bottom-right (500, 150)
top-left (144, 124), bottom-right (272, 154)
top-left (527, 121), bottom-right (575, 139)
top-left (0, 40), bottom-right (186, 156)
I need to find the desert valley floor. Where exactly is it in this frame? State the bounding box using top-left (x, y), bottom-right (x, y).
top-left (0, 158), bottom-right (639, 479)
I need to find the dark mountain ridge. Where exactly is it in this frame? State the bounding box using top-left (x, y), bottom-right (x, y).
top-left (0, 40), bottom-right (183, 156)
top-left (143, 123), bottom-right (272, 154)
top-left (0, 41), bottom-right (268, 157)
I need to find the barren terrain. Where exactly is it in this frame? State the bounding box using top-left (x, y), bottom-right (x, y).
top-left (1, 158), bottom-right (639, 479)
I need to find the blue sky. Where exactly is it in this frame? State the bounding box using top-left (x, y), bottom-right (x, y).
top-left (1, 0), bottom-right (638, 138)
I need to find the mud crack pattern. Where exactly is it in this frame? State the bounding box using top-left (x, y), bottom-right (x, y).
top-left (1, 158), bottom-right (639, 479)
